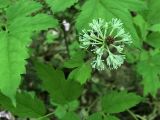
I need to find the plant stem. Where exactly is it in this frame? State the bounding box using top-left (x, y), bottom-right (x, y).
top-left (127, 110), bottom-right (139, 120)
top-left (87, 97), bottom-right (99, 112)
top-left (36, 112), bottom-right (55, 120)
top-left (63, 31), bottom-right (70, 58)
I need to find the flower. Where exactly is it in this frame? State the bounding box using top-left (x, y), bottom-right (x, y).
top-left (111, 45), bottom-right (124, 53)
top-left (91, 47), bottom-right (105, 70)
top-left (91, 56), bottom-right (105, 71)
top-left (79, 18), bottom-right (132, 70)
top-left (106, 51), bottom-right (125, 69)
top-left (110, 18), bottom-right (123, 29)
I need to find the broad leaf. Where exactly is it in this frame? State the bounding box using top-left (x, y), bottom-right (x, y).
top-left (149, 24), bottom-right (160, 32)
top-left (137, 54), bottom-right (160, 96)
top-left (0, 0), bottom-right (58, 102)
top-left (63, 55), bottom-right (84, 68)
top-left (133, 14), bottom-right (148, 40)
top-left (102, 91), bottom-right (142, 113)
top-left (46, 0), bottom-right (78, 12)
top-left (35, 62), bottom-right (83, 105)
top-left (0, 0), bottom-right (11, 8)
top-left (76, 0), bottom-right (146, 47)
top-left (0, 92), bottom-right (46, 118)
top-left (146, 32), bottom-right (160, 48)
top-left (68, 63), bottom-right (92, 84)
top-left (145, 0), bottom-right (160, 24)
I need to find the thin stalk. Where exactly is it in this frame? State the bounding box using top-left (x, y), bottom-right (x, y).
top-left (36, 112), bottom-right (54, 120)
top-left (127, 110), bottom-right (139, 120)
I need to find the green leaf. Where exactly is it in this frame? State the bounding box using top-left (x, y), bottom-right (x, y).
top-left (133, 14), bottom-right (148, 40)
top-left (149, 24), bottom-right (160, 32)
top-left (102, 91), bottom-right (142, 113)
top-left (55, 105), bottom-right (67, 119)
top-left (87, 112), bottom-right (102, 120)
top-left (112, 0), bottom-right (147, 11)
top-left (76, 0), bottom-right (146, 47)
top-left (45, 30), bottom-right (58, 44)
top-left (105, 115), bottom-right (120, 120)
top-left (6, 0), bottom-right (42, 21)
top-left (46, 0), bottom-right (78, 12)
top-left (137, 54), bottom-right (160, 96)
top-left (63, 55), bottom-right (84, 68)
top-left (35, 62), bottom-right (83, 105)
top-left (0, 0), bottom-right (58, 102)
top-left (146, 32), bottom-right (160, 48)
top-left (54, 100), bottom-right (79, 119)
top-left (68, 41), bottom-right (84, 57)
top-left (145, 0), bottom-right (160, 25)
top-left (68, 63), bottom-right (92, 84)
top-left (61, 112), bottom-right (80, 120)
top-left (0, 0), bottom-right (11, 8)
top-left (0, 92), bottom-right (46, 118)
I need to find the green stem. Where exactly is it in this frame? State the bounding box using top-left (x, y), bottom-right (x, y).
top-left (91, 36), bottom-right (103, 42)
top-left (36, 112), bottom-right (55, 120)
top-left (136, 115), bottom-right (147, 120)
top-left (127, 110), bottom-right (139, 120)
top-left (90, 38), bottom-right (102, 43)
top-left (109, 28), bottom-right (115, 36)
top-left (87, 97), bottom-right (99, 112)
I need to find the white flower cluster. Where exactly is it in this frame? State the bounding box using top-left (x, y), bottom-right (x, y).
top-left (79, 18), bottom-right (132, 70)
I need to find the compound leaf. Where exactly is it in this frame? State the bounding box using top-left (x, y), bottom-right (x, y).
top-left (35, 62), bottom-right (83, 105)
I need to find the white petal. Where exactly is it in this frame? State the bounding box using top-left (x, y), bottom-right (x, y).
top-left (106, 52), bottom-right (125, 69)
top-left (111, 18), bottom-right (123, 29)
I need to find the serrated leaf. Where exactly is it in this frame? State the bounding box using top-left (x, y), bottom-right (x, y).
top-left (46, 0), bottom-right (78, 12)
top-left (61, 112), bottom-right (80, 120)
top-left (0, 0), bottom-right (58, 102)
top-left (6, 0), bottom-right (42, 21)
top-left (35, 62), bottom-right (83, 105)
top-left (102, 91), bottom-right (142, 113)
top-left (0, 92), bottom-right (46, 118)
top-left (9, 14), bottom-right (58, 34)
top-left (68, 63), bottom-right (92, 84)
top-left (76, 0), bottom-right (146, 47)
top-left (137, 54), bottom-right (160, 96)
